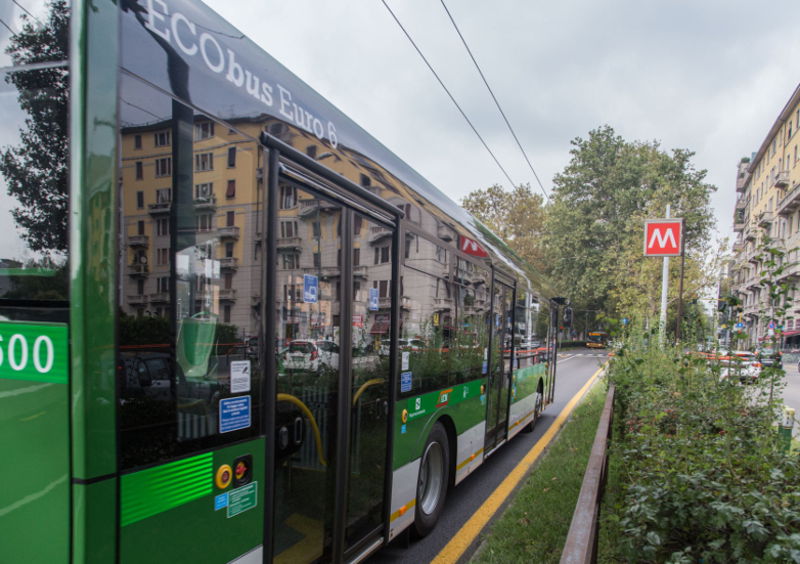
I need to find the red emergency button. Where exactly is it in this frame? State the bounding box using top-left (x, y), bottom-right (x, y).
top-left (215, 464), bottom-right (233, 489)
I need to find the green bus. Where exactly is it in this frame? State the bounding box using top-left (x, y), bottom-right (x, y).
top-left (0, 1), bottom-right (561, 562)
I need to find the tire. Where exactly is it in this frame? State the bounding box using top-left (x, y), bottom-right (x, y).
top-left (414, 422), bottom-right (450, 537)
top-left (522, 389), bottom-right (543, 433)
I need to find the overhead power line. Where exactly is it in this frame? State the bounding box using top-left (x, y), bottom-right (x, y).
top-left (439, 0), bottom-right (548, 201)
top-left (380, 0), bottom-right (518, 191)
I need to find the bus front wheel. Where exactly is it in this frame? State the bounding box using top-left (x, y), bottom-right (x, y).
top-left (414, 422), bottom-right (450, 537)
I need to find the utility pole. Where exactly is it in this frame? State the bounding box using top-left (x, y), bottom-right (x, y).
top-left (659, 205), bottom-right (671, 344)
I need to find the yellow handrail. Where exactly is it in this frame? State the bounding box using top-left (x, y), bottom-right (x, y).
top-left (277, 392), bottom-right (328, 467)
top-left (352, 378), bottom-right (385, 406)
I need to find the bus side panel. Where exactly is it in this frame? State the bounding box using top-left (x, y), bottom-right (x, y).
top-left (119, 440), bottom-right (265, 564)
top-left (0, 367), bottom-right (70, 562)
top-left (507, 362), bottom-right (546, 439)
top-left (70, 0), bottom-right (121, 560)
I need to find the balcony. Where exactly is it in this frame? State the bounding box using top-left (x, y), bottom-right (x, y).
top-left (128, 234), bottom-right (149, 248)
top-left (777, 182), bottom-right (800, 217)
top-left (219, 257), bottom-right (239, 271)
top-left (128, 263), bottom-right (149, 277)
top-left (733, 216), bottom-right (745, 232)
top-left (757, 211), bottom-right (774, 228)
top-left (218, 226), bottom-right (240, 240)
top-left (368, 225), bottom-right (392, 244)
top-left (434, 297), bottom-right (453, 311)
top-left (774, 170), bottom-right (790, 188)
top-left (298, 198), bottom-right (338, 218)
top-left (437, 224), bottom-right (454, 242)
top-left (194, 194), bottom-right (217, 211)
top-left (218, 288), bottom-right (237, 302)
top-left (148, 201), bottom-right (171, 215)
top-left (732, 240), bottom-right (743, 254)
top-left (150, 292), bottom-right (170, 304)
top-left (128, 294), bottom-right (148, 306)
top-left (354, 265), bottom-right (367, 279)
top-left (277, 236), bottom-right (302, 251)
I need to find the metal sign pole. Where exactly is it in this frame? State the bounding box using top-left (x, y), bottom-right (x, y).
top-left (659, 205), bottom-right (671, 344)
top-left (676, 218), bottom-right (685, 342)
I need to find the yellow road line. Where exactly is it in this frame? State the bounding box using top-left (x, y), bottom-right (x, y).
top-left (432, 364), bottom-right (606, 564)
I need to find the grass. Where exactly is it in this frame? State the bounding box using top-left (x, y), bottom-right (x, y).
top-left (470, 380), bottom-right (608, 563)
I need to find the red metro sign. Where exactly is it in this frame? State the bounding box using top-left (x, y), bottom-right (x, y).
top-left (644, 219), bottom-right (683, 256)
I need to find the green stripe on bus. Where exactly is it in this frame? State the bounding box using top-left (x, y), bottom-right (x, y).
top-left (120, 452), bottom-right (214, 526)
top-left (0, 322), bottom-right (68, 384)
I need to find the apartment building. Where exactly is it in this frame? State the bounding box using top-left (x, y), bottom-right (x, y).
top-left (731, 83), bottom-right (800, 345)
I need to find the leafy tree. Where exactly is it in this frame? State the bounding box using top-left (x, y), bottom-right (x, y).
top-left (461, 183), bottom-right (546, 268)
top-left (544, 125), bottom-right (716, 331)
top-left (0, 0), bottom-right (69, 255)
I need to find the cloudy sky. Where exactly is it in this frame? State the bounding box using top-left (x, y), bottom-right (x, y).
top-left (2, 0), bottom-right (798, 261)
top-left (201, 0), bottom-right (799, 245)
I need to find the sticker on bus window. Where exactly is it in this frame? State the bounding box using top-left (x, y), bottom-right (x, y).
top-left (401, 351), bottom-right (410, 371)
top-left (219, 396), bottom-right (251, 433)
top-left (400, 371), bottom-right (412, 393)
top-left (230, 360), bottom-right (251, 393)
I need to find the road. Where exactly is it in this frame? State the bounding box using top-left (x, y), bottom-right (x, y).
top-left (369, 349), bottom-right (606, 563)
top-left (780, 362), bottom-right (800, 438)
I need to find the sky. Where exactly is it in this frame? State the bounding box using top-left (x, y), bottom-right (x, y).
top-left (200, 0), bottom-right (800, 246)
top-left (1, 0), bottom-right (799, 261)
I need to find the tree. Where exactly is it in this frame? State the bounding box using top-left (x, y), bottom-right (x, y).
top-left (0, 0), bottom-right (70, 255)
top-left (461, 183), bottom-right (546, 268)
top-left (544, 125), bottom-right (716, 330)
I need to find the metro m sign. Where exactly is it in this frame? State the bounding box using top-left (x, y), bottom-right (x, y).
top-left (644, 219), bottom-right (683, 256)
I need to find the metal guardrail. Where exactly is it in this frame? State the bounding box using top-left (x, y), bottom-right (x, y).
top-left (560, 384), bottom-right (616, 564)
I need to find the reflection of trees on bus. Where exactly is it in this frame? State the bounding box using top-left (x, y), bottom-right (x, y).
top-left (1, 0), bottom-right (70, 256)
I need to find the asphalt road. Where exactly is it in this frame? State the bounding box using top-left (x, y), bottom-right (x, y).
top-left (369, 349), bottom-right (606, 564)
top-left (780, 362), bottom-right (800, 437)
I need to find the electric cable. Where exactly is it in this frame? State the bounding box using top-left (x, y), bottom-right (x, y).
top-left (439, 0), bottom-right (549, 201)
top-left (381, 0), bottom-right (518, 190)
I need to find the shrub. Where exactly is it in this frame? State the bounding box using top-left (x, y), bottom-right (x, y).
top-left (604, 339), bottom-right (800, 563)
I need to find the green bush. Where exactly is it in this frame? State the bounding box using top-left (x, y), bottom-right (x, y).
top-left (603, 340), bottom-right (800, 563)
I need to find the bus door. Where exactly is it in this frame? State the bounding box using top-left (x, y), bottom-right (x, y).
top-left (484, 276), bottom-right (515, 453)
top-left (270, 159), bottom-right (396, 563)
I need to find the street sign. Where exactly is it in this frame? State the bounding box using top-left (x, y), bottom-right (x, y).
top-left (644, 219), bottom-right (683, 256)
top-left (303, 274), bottom-right (318, 303)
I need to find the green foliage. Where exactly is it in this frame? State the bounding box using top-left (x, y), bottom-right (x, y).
top-left (0, 0), bottom-right (70, 254)
top-left (473, 383), bottom-right (608, 563)
top-left (461, 183), bottom-right (546, 268)
top-left (601, 336), bottom-right (800, 562)
top-left (543, 125), bottom-right (716, 327)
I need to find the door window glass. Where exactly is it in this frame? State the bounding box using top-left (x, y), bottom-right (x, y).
top-left (347, 214), bottom-right (390, 544)
top-left (274, 186), bottom-right (341, 563)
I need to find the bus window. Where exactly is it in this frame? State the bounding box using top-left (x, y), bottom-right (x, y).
top-left (116, 78), bottom-right (264, 469)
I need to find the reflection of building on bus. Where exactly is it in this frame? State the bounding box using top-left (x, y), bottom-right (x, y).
top-left (586, 331), bottom-right (609, 348)
top-left (1, 2), bottom-right (565, 563)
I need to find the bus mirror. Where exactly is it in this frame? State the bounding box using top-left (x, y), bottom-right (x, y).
top-left (563, 307), bottom-right (573, 327)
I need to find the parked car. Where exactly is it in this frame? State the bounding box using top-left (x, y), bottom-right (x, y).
top-left (721, 350), bottom-right (760, 383)
top-left (379, 338), bottom-right (425, 357)
top-left (282, 340), bottom-right (321, 373)
top-left (756, 345), bottom-right (782, 368)
top-left (315, 340), bottom-right (340, 370)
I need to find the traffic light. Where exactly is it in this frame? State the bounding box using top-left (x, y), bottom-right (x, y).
top-left (563, 307), bottom-right (573, 327)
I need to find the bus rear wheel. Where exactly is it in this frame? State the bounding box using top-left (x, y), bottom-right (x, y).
top-left (522, 389), bottom-right (543, 433)
top-left (414, 422), bottom-right (450, 537)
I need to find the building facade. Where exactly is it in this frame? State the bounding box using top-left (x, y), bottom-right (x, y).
top-left (731, 84), bottom-right (800, 345)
